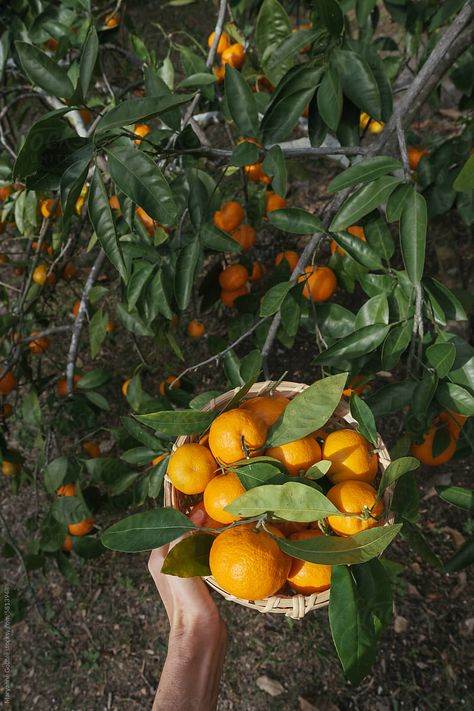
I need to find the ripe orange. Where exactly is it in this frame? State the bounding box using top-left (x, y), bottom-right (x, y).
top-left (249, 261), bottom-right (266, 282)
top-left (244, 163), bottom-right (271, 184)
top-left (57, 374), bottom-right (80, 397)
top-left (106, 321), bottom-right (115, 334)
top-left (240, 394), bottom-right (289, 428)
top-left (275, 250), bottom-right (299, 271)
top-left (79, 109), bottom-right (92, 125)
top-left (62, 535), bottom-right (73, 552)
top-left (231, 224), bottom-right (256, 251)
top-left (213, 65), bottom-right (225, 83)
top-left (136, 206), bottom-right (155, 235)
top-left (326, 480), bottom-right (384, 536)
top-left (298, 265), bottom-right (337, 302)
top-left (40, 198), bottom-right (61, 219)
top-left (444, 410), bottom-right (468, 439)
top-left (122, 378), bottom-right (131, 396)
top-left (207, 31), bottom-right (231, 54)
top-left (218, 264), bottom-right (249, 290)
top-left (133, 123), bottom-right (151, 145)
top-left (331, 225), bottom-right (366, 256)
top-left (323, 429), bottom-right (378, 483)
top-left (221, 43), bottom-right (246, 70)
top-left (105, 13), bottom-right (119, 28)
top-left (188, 501), bottom-right (222, 531)
top-left (109, 195), bottom-right (120, 210)
top-left (32, 264), bottom-right (47, 286)
top-left (75, 196), bottom-right (85, 214)
top-left (408, 146), bottom-right (429, 171)
top-left (0, 185), bottom-right (12, 201)
top-left (0, 370), bottom-right (17, 395)
top-left (57, 482), bottom-right (76, 496)
top-left (359, 113), bottom-right (384, 134)
top-left (270, 519), bottom-right (308, 537)
top-left (28, 332), bottom-right (49, 355)
top-left (266, 436), bottom-right (321, 476)
top-left (82, 441), bottom-right (101, 458)
top-left (2, 459), bottom-right (20, 477)
top-left (265, 191), bottom-right (286, 214)
top-left (168, 443), bottom-right (218, 495)
top-left (159, 375), bottom-right (180, 395)
top-left (209, 408), bottom-right (268, 464)
top-left (203, 471), bottom-right (245, 524)
top-left (220, 285), bottom-right (249, 307)
top-left (214, 201), bottom-right (245, 233)
top-left (287, 530), bottom-right (332, 594)
top-left (68, 518), bottom-right (95, 536)
top-left (187, 319), bottom-right (205, 338)
top-left (209, 523), bottom-right (290, 599)
top-left (63, 261), bottom-right (77, 280)
top-left (410, 414), bottom-right (457, 466)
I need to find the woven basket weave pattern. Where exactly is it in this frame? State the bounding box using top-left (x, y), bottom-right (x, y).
top-left (164, 381), bottom-right (392, 619)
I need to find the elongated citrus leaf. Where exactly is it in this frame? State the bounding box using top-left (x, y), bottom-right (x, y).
top-left (436, 485), bottom-right (474, 512)
top-left (226, 482), bottom-right (340, 520)
top-left (350, 394), bottom-right (378, 447)
top-left (267, 373), bottom-right (347, 446)
top-left (277, 524), bottom-right (402, 565)
top-left (333, 48), bottom-right (382, 120)
top-left (317, 67), bottom-right (342, 131)
top-left (436, 382), bottom-right (474, 416)
top-left (426, 342), bottom-right (456, 378)
top-left (313, 325), bottom-right (390, 365)
top-left (88, 168), bottom-right (127, 281)
top-left (453, 154), bottom-right (474, 192)
top-left (175, 238), bottom-right (201, 310)
top-left (305, 460), bottom-right (332, 480)
top-left (161, 533), bottom-right (214, 576)
top-left (331, 231), bottom-right (383, 269)
top-left (444, 536), bottom-right (474, 573)
top-left (95, 94), bottom-right (192, 133)
top-left (330, 176), bottom-right (400, 231)
top-left (224, 64), bottom-right (259, 138)
top-left (15, 41), bottom-right (74, 98)
top-left (399, 187), bottom-right (427, 285)
top-left (328, 156), bottom-right (402, 193)
top-left (378, 456), bottom-right (419, 497)
top-left (329, 565), bottom-right (376, 686)
top-left (268, 207), bottom-right (324, 234)
top-left (79, 26), bottom-right (99, 99)
top-left (101, 508), bottom-right (196, 552)
top-left (231, 462), bottom-right (287, 489)
top-left (135, 409), bottom-right (216, 435)
top-left (260, 281), bottom-right (293, 317)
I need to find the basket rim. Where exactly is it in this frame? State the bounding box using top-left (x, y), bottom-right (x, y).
top-left (164, 380), bottom-right (393, 618)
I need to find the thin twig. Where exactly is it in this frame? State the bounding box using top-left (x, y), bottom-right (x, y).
top-left (396, 115), bottom-right (410, 178)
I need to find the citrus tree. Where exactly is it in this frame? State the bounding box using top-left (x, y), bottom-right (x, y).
top-left (0, 0), bottom-right (473, 685)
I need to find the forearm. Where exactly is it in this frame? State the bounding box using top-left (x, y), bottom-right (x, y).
top-left (153, 620), bottom-right (227, 711)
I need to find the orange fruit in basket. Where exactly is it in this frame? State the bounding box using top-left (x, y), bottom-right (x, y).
top-left (287, 530), bottom-right (332, 594)
top-left (207, 31), bottom-right (231, 54)
top-left (331, 225), bottom-right (366, 256)
top-left (266, 436), bottom-right (321, 476)
top-left (68, 517), bottom-right (95, 536)
top-left (231, 224), bottom-right (256, 251)
top-left (298, 265), bottom-right (336, 302)
top-left (323, 429), bottom-right (378, 483)
top-left (188, 501), bottom-right (222, 531)
top-left (220, 285), bottom-right (249, 307)
top-left (218, 264), bottom-right (249, 290)
top-left (240, 395), bottom-right (289, 428)
top-left (168, 443), bottom-right (218, 495)
top-left (214, 201), bottom-right (244, 233)
top-left (56, 482), bottom-right (76, 496)
top-left (275, 250), bottom-right (299, 271)
top-left (209, 523), bottom-right (290, 599)
top-left (326, 481), bottom-right (384, 537)
top-left (410, 412), bottom-right (458, 466)
top-left (209, 408), bottom-right (268, 464)
top-left (203, 471), bottom-right (245, 524)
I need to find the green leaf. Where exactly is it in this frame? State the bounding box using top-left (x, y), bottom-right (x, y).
top-left (268, 29), bottom-right (321, 70)
top-left (88, 168), bottom-right (127, 281)
top-left (260, 281), bottom-right (293, 317)
top-left (277, 524), bottom-right (402, 565)
top-left (116, 303), bottom-right (154, 337)
top-left (226, 482), bottom-right (340, 521)
top-left (381, 321), bottom-right (412, 370)
top-left (350, 394), bottom-right (378, 447)
top-left (378, 457), bottom-right (419, 497)
top-left (364, 214), bottom-right (395, 261)
top-left (135, 410), bottom-right (216, 435)
top-left (60, 158), bottom-right (90, 228)
top-left (268, 207), bottom-right (324, 234)
top-left (329, 565), bottom-right (376, 686)
top-left (175, 238), bottom-right (201, 310)
top-left (330, 176), bottom-right (400, 231)
top-left (15, 41), bottom-right (74, 98)
top-left (317, 67), bottom-right (342, 132)
top-left (189, 391), bottom-right (222, 410)
top-left (331, 231), bottom-right (383, 269)
top-left (43, 457), bottom-right (68, 494)
top-left (76, 368), bottom-right (111, 389)
top-left (262, 145), bottom-right (287, 197)
top-left (318, 0), bottom-right (344, 35)
top-left (267, 373), bottom-right (347, 446)
top-left (313, 325), bottom-right (390, 365)
top-left (121, 416), bottom-right (164, 449)
top-left (355, 294), bottom-right (389, 329)
top-left (51, 497), bottom-right (89, 525)
top-left (444, 536), bottom-right (474, 573)
top-left (224, 65), bottom-right (259, 139)
top-left (177, 72), bottom-right (217, 88)
top-left (423, 277), bottom-right (467, 324)
top-left (79, 26), bottom-right (98, 99)
top-left (385, 183), bottom-right (412, 223)
top-left (400, 521), bottom-right (442, 568)
top-left (426, 342), bottom-right (456, 378)
top-left (453, 154), bottom-right (474, 192)
top-left (73, 537), bottom-right (106, 559)
top-left (256, 0), bottom-right (292, 84)
top-left (121, 447), bottom-right (157, 465)
top-left (328, 157), bottom-right (402, 194)
top-left (89, 309), bottom-right (109, 359)
top-left (232, 462), bottom-right (286, 489)
top-left (399, 187), bottom-right (427, 285)
top-left (305, 460), bottom-right (332, 480)
top-left (106, 140), bottom-right (177, 226)
top-left (332, 49), bottom-right (382, 120)
top-left (161, 533), bottom-right (214, 576)
top-left (436, 382), bottom-right (474, 416)
top-left (95, 95), bottom-right (192, 134)
top-left (230, 141), bottom-right (260, 168)
top-left (101, 508), bottom-right (197, 552)
top-left (436, 485), bottom-right (474, 512)
top-left (352, 558), bottom-right (393, 635)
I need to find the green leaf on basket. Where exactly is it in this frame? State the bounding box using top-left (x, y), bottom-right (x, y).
top-left (328, 157), bottom-right (402, 193)
top-left (161, 534), bottom-right (214, 577)
top-left (436, 485), bottom-right (474, 512)
top-left (276, 523), bottom-right (402, 565)
top-left (350, 394), bottom-right (378, 447)
top-left (268, 207), bottom-right (324, 234)
top-left (226, 481), bottom-right (340, 521)
top-left (101, 508), bottom-right (197, 552)
top-left (305, 460), bottom-right (332, 480)
top-left (135, 410), bottom-right (216, 435)
top-left (230, 462), bottom-right (287, 489)
top-left (267, 373), bottom-right (347, 446)
top-left (377, 457), bottom-right (419, 497)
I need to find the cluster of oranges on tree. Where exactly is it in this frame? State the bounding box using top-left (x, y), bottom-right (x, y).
top-left (166, 392), bottom-right (385, 600)
top-left (210, 31), bottom-right (246, 82)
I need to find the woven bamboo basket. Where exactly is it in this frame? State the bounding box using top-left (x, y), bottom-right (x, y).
top-left (164, 380), bottom-right (393, 619)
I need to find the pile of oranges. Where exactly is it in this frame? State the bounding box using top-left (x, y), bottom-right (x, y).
top-left (166, 390), bottom-right (386, 601)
